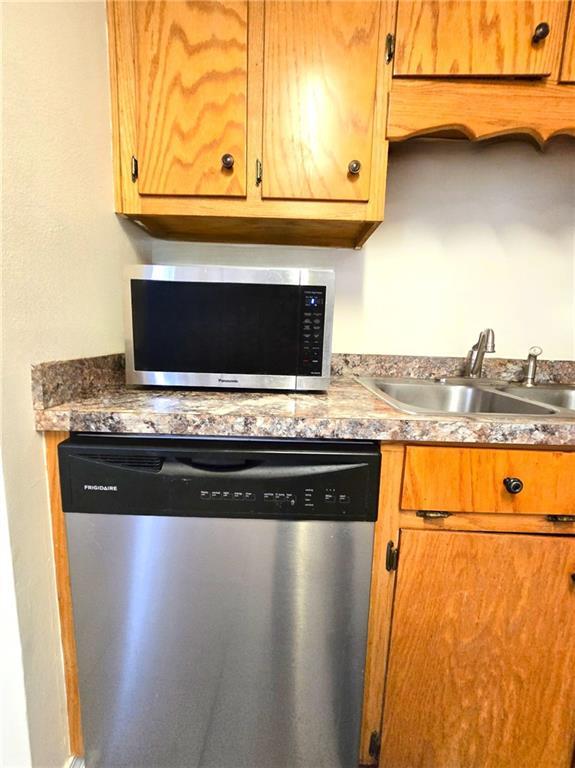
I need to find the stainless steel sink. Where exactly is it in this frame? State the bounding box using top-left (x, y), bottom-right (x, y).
top-left (358, 377), bottom-right (558, 416)
top-left (501, 385), bottom-right (575, 411)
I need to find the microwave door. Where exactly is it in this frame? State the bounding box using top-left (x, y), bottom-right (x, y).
top-left (124, 266), bottom-right (333, 392)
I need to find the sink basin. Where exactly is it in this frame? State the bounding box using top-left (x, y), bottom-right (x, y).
top-left (501, 385), bottom-right (575, 411)
top-left (358, 378), bottom-right (556, 416)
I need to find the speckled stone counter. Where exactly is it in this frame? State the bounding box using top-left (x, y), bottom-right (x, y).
top-left (31, 353), bottom-right (575, 446)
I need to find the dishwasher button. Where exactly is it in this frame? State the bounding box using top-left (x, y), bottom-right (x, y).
top-left (245, 492), bottom-right (256, 501)
top-left (233, 491), bottom-right (244, 500)
top-left (338, 494), bottom-right (351, 504)
top-left (200, 491), bottom-right (210, 500)
top-left (324, 493), bottom-right (336, 504)
top-left (263, 492), bottom-right (274, 502)
top-left (211, 491), bottom-right (222, 499)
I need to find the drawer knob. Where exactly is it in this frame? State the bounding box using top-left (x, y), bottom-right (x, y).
top-left (532, 22), bottom-right (550, 44)
top-left (348, 160), bottom-right (361, 175)
top-left (221, 153), bottom-right (235, 170)
top-left (503, 477), bottom-right (524, 494)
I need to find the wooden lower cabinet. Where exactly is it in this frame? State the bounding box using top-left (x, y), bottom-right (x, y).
top-left (379, 529), bottom-right (575, 768)
top-left (402, 445), bottom-right (575, 516)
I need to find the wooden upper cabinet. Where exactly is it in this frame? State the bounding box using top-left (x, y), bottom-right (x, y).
top-left (394, 0), bottom-right (569, 77)
top-left (135, 1), bottom-right (248, 197)
top-left (107, 0), bottom-right (393, 246)
top-left (381, 530), bottom-right (575, 768)
top-left (262, 1), bottom-right (381, 201)
top-left (560, 3), bottom-right (575, 81)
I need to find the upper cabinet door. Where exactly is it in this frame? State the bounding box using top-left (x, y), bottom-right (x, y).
top-left (560, 3), bottom-right (575, 81)
top-left (394, 1), bottom-right (568, 77)
top-left (262, 1), bottom-right (381, 202)
top-left (135, 1), bottom-right (248, 197)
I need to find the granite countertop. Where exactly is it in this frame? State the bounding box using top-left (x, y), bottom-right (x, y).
top-left (31, 354), bottom-right (575, 446)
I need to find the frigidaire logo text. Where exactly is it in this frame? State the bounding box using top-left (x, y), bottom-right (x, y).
top-left (218, 378), bottom-right (239, 384)
top-left (83, 484), bottom-right (118, 492)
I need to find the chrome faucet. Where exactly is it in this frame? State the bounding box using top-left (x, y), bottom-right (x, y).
top-left (524, 346), bottom-right (542, 386)
top-left (464, 328), bottom-right (496, 378)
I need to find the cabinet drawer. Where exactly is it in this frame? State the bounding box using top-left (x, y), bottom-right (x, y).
top-left (402, 446), bottom-right (575, 516)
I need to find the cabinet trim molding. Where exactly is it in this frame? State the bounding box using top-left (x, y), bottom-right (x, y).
top-left (45, 431), bottom-right (83, 756)
top-left (388, 78), bottom-right (575, 145)
top-left (359, 444), bottom-right (405, 765)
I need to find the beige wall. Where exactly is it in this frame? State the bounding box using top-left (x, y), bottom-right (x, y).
top-left (2, 3), bottom-right (147, 765)
top-left (2, 3), bottom-right (574, 767)
top-left (1, 465), bottom-right (32, 768)
top-left (155, 139), bottom-right (575, 361)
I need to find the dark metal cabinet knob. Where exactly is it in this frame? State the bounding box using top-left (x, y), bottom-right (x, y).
top-left (571, 573), bottom-right (575, 586)
top-left (503, 477), bottom-right (524, 494)
top-left (348, 160), bottom-right (361, 175)
top-left (221, 154), bottom-right (234, 169)
top-left (532, 22), bottom-right (550, 44)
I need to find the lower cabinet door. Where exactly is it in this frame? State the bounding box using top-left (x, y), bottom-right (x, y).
top-left (381, 529), bottom-right (575, 768)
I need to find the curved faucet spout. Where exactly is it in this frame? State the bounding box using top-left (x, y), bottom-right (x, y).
top-left (464, 328), bottom-right (496, 378)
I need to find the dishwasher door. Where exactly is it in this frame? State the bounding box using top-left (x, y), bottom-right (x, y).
top-left (66, 513), bottom-right (374, 768)
top-left (60, 436), bottom-right (380, 768)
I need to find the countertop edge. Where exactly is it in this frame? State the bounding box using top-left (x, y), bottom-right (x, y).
top-left (34, 407), bottom-right (575, 447)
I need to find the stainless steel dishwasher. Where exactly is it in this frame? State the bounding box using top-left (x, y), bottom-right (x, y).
top-left (59, 435), bottom-right (380, 768)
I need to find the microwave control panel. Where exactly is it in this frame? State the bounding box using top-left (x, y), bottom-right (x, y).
top-left (298, 287), bottom-right (327, 376)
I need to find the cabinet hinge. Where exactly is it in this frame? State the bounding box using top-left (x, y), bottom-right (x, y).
top-left (255, 158), bottom-right (262, 186)
top-left (368, 730), bottom-right (381, 759)
top-left (386, 540), bottom-right (399, 572)
top-left (416, 510), bottom-right (452, 520)
top-left (131, 155), bottom-right (138, 183)
top-left (385, 33), bottom-right (395, 64)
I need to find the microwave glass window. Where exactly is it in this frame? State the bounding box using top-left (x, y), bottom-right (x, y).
top-left (131, 280), bottom-right (301, 375)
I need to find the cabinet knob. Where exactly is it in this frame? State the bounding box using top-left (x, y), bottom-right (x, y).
top-left (571, 573), bottom-right (575, 585)
top-left (532, 22), bottom-right (550, 44)
top-left (348, 160), bottom-right (361, 175)
top-left (221, 153), bottom-right (234, 170)
top-left (503, 477), bottom-right (524, 494)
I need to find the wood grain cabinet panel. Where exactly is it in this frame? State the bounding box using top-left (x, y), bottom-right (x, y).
top-left (402, 446), bottom-right (575, 515)
top-left (135, 1), bottom-right (248, 197)
top-left (560, 2), bottom-right (575, 81)
top-left (394, 0), bottom-right (569, 77)
top-left (380, 529), bottom-right (575, 768)
top-left (262, 1), bottom-right (381, 201)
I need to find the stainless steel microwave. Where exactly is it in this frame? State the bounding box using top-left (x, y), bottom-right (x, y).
top-left (124, 265), bottom-right (334, 391)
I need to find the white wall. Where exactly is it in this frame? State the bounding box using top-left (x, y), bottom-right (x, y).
top-left (154, 139), bottom-right (575, 361)
top-left (2, 3), bottom-right (147, 765)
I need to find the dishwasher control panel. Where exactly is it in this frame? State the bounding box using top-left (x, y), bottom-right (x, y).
top-left (59, 436), bottom-right (380, 521)
top-left (195, 483), bottom-right (357, 517)
top-left (197, 487), bottom-right (353, 515)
